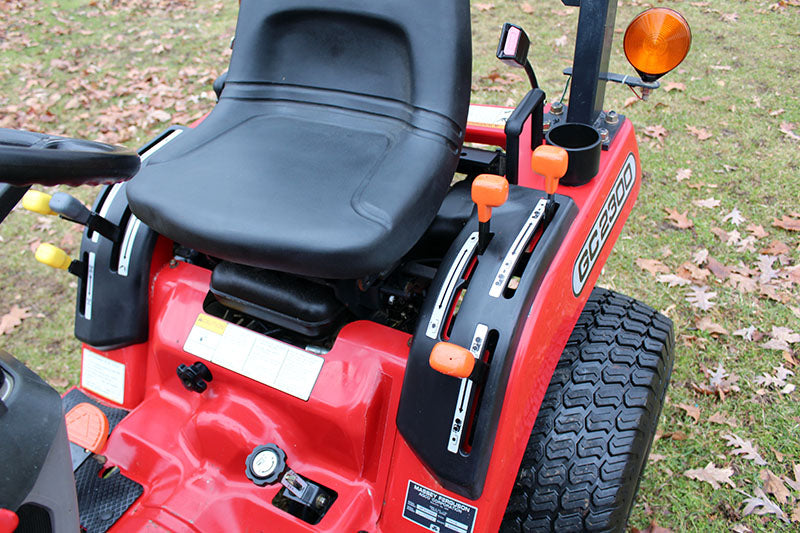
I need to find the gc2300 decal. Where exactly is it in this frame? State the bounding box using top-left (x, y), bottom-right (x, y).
top-left (572, 152), bottom-right (637, 296)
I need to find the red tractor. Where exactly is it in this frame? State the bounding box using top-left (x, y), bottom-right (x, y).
top-left (0, 1), bottom-right (690, 531)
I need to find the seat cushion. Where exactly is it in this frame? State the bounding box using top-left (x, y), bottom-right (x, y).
top-left (126, 96), bottom-right (459, 278)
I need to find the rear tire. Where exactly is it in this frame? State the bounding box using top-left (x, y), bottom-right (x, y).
top-left (500, 288), bottom-right (674, 533)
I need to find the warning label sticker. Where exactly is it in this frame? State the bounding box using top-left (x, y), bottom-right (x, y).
top-left (403, 481), bottom-right (477, 533)
top-left (183, 314), bottom-right (324, 401)
top-left (81, 348), bottom-right (126, 405)
top-left (467, 104), bottom-right (513, 130)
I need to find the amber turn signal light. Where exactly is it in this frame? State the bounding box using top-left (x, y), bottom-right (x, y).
top-left (624, 8), bottom-right (691, 82)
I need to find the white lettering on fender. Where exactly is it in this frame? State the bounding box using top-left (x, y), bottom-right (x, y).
top-left (572, 152), bottom-right (637, 296)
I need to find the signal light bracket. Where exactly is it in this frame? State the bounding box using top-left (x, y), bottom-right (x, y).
top-left (562, 67), bottom-right (660, 91)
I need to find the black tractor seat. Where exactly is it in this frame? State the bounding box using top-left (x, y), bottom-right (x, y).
top-left (126, 0), bottom-right (471, 280)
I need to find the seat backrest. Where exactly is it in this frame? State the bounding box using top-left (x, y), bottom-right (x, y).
top-left (225, 0), bottom-right (471, 129)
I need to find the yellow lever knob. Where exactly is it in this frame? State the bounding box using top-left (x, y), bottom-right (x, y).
top-left (35, 243), bottom-right (71, 270)
top-left (22, 190), bottom-right (55, 215)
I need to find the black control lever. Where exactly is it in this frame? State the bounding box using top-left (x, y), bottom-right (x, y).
top-left (22, 190), bottom-right (121, 242)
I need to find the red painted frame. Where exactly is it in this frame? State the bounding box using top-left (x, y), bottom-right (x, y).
top-left (71, 104), bottom-right (641, 532)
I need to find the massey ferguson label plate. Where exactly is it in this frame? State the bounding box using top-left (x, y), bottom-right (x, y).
top-left (572, 152), bottom-right (637, 296)
top-left (403, 481), bottom-right (478, 533)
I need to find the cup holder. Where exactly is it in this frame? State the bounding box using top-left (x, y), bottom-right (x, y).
top-left (545, 123), bottom-right (601, 186)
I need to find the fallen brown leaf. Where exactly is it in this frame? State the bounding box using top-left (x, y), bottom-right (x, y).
top-left (707, 412), bottom-right (738, 427)
top-left (675, 168), bottom-right (692, 182)
top-left (697, 316), bottom-right (729, 336)
top-left (665, 208), bottom-right (693, 229)
top-left (636, 258), bottom-right (671, 275)
top-left (779, 122), bottom-right (800, 142)
top-left (759, 469), bottom-right (791, 504)
top-left (623, 96), bottom-right (639, 108)
top-left (663, 430), bottom-right (688, 441)
top-left (49, 377), bottom-right (69, 389)
top-left (686, 125), bottom-right (713, 140)
top-left (722, 208), bottom-right (745, 226)
top-left (723, 433), bottom-right (767, 465)
top-left (684, 462), bottom-right (735, 489)
top-left (761, 240), bottom-right (790, 255)
top-left (747, 224), bottom-right (769, 239)
top-left (732, 326), bottom-right (758, 341)
top-left (693, 362), bottom-right (740, 399)
top-left (693, 197), bottom-right (721, 209)
top-left (664, 81), bottom-right (686, 92)
top-left (644, 124), bottom-right (668, 142)
top-left (678, 403), bottom-right (701, 423)
top-left (772, 215), bottom-right (800, 232)
top-left (679, 262), bottom-right (710, 282)
top-left (741, 487), bottom-right (789, 522)
top-left (770, 326), bottom-right (800, 345)
top-left (706, 257), bottom-right (731, 280)
top-left (710, 227), bottom-right (731, 242)
top-left (686, 285), bottom-right (717, 311)
top-left (784, 464), bottom-right (800, 492)
top-left (0, 305), bottom-right (33, 336)
top-left (656, 274), bottom-right (692, 287)
top-left (727, 273), bottom-right (758, 293)
top-left (692, 248), bottom-right (709, 266)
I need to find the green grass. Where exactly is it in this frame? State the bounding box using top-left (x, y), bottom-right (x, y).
top-left (1, 0), bottom-right (799, 530)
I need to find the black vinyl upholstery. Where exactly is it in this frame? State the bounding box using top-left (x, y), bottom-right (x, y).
top-left (127, 0), bottom-right (471, 279)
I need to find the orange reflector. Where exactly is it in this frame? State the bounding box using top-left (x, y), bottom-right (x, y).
top-left (532, 145), bottom-right (569, 195)
top-left (624, 8), bottom-right (691, 81)
top-left (66, 402), bottom-right (109, 454)
top-left (430, 342), bottom-right (475, 379)
top-left (471, 174), bottom-right (509, 223)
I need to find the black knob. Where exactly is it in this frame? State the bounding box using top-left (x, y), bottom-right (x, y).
top-left (176, 362), bottom-right (213, 393)
top-left (245, 444), bottom-right (286, 486)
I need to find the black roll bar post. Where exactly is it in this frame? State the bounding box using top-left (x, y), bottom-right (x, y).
top-left (563, 0), bottom-right (618, 125)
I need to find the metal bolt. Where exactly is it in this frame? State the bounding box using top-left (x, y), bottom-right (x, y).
top-left (550, 101), bottom-right (564, 115)
top-left (315, 494), bottom-right (329, 509)
top-left (599, 128), bottom-right (609, 143)
top-left (169, 258), bottom-right (178, 268)
top-left (604, 111), bottom-right (619, 125)
top-left (543, 120), bottom-right (551, 131)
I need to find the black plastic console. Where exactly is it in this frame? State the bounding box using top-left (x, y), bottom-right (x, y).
top-left (397, 185), bottom-right (577, 499)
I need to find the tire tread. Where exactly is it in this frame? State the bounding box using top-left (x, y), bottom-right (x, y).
top-left (500, 288), bottom-right (674, 533)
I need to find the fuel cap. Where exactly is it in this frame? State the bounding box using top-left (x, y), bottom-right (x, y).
top-left (245, 443), bottom-right (286, 486)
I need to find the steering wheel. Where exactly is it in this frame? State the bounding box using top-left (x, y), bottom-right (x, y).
top-left (0, 128), bottom-right (140, 187)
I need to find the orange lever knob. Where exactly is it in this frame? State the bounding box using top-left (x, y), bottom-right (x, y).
top-left (471, 174), bottom-right (509, 223)
top-left (532, 145), bottom-right (569, 195)
top-left (429, 342), bottom-right (475, 379)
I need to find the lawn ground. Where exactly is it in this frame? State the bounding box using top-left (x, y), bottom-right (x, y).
top-left (1, 0), bottom-right (799, 530)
